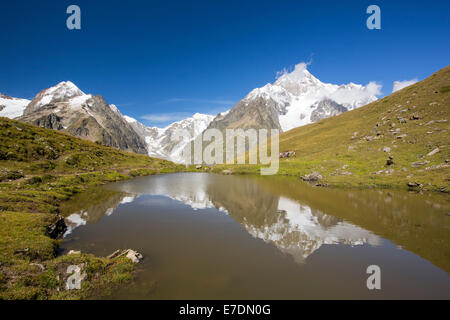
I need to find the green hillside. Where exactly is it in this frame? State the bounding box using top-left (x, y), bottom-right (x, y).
top-left (0, 118), bottom-right (182, 299)
top-left (220, 66), bottom-right (450, 192)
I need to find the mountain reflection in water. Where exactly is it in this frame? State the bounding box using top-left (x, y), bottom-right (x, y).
top-left (61, 173), bottom-right (449, 273)
top-left (65, 175), bottom-right (379, 262)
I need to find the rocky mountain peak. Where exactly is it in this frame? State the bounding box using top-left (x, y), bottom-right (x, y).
top-left (274, 63), bottom-right (323, 93)
top-left (24, 81), bottom-right (87, 115)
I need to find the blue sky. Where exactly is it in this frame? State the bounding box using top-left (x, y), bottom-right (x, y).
top-left (1, 0), bottom-right (449, 127)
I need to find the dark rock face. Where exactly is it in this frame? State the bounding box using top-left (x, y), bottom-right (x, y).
top-left (0, 105), bottom-right (5, 112)
top-left (201, 97), bottom-right (282, 160)
top-left (71, 118), bottom-right (92, 137)
top-left (310, 99), bottom-right (348, 123)
top-left (207, 97), bottom-right (282, 132)
top-left (33, 113), bottom-right (63, 130)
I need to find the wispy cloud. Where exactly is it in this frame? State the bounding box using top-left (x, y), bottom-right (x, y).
top-left (157, 98), bottom-right (235, 106)
top-left (141, 112), bottom-right (193, 123)
top-left (392, 79), bottom-right (418, 93)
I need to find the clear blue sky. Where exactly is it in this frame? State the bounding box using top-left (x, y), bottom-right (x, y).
top-left (1, 0), bottom-right (449, 127)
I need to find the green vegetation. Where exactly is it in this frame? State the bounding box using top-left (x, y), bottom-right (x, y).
top-left (0, 117), bottom-right (184, 299)
top-left (214, 66), bottom-right (450, 192)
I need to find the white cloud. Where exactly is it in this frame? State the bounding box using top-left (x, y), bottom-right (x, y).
top-left (326, 81), bottom-right (382, 106)
top-left (392, 79), bottom-right (418, 93)
top-left (365, 81), bottom-right (383, 96)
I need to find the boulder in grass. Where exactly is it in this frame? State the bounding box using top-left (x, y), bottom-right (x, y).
top-left (426, 147), bottom-right (440, 157)
top-left (386, 156), bottom-right (394, 166)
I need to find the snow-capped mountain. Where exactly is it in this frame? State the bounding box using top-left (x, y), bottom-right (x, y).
top-left (208, 63), bottom-right (381, 132)
top-left (0, 94), bottom-right (30, 119)
top-left (125, 113), bottom-right (215, 162)
top-left (18, 81), bottom-right (148, 154)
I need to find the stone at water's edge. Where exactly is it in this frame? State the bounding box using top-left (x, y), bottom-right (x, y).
top-left (125, 250), bottom-right (143, 264)
top-left (106, 249), bottom-right (143, 264)
top-left (222, 170), bottom-right (233, 175)
top-left (106, 249), bottom-right (122, 259)
top-left (46, 216), bottom-right (67, 239)
top-left (301, 171), bottom-right (322, 182)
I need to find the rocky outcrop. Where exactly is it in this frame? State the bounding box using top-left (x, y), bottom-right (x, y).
top-left (33, 113), bottom-right (64, 130)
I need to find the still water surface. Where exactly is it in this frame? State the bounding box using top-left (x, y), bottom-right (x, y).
top-left (60, 173), bottom-right (450, 299)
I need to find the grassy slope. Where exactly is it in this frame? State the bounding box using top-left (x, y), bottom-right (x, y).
top-left (0, 117), bottom-right (183, 299)
top-left (217, 66), bottom-right (450, 192)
